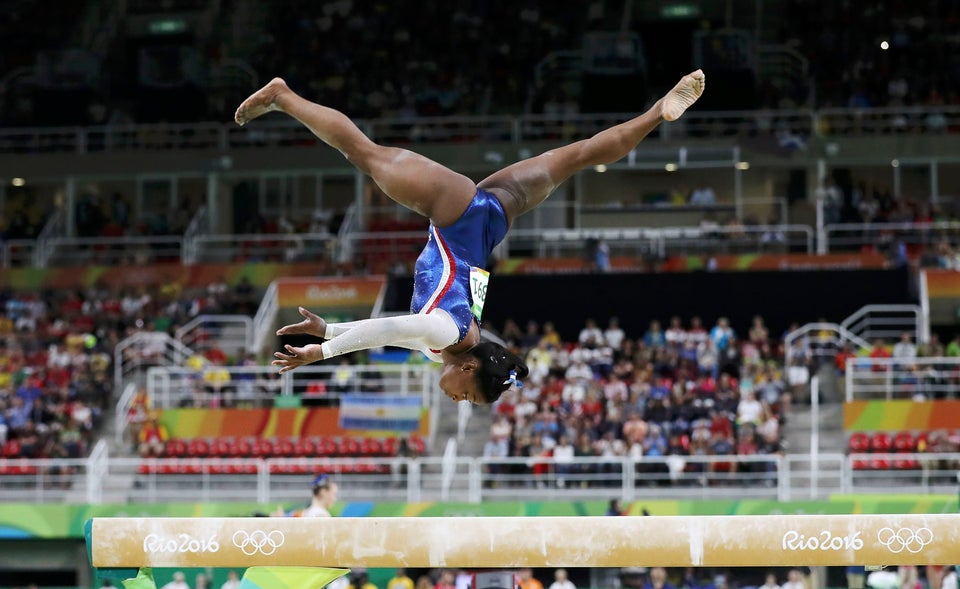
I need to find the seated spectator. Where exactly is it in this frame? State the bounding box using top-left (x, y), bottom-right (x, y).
top-left (138, 415), bottom-right (169, 457)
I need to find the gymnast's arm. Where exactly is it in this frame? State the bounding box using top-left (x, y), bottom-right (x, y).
top-left (272, 311), bottom-right (459, 372)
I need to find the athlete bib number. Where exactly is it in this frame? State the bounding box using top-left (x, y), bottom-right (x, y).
top-left (469, 267), bottom-right (490, 321)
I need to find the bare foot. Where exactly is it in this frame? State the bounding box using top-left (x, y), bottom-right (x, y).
top-left (661, 69), bottom-right (705, 122)
top-left (235, 77), bottom-right (289, 126)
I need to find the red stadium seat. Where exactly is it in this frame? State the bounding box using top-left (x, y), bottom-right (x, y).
top-left (253, 439), bottom-right (274, 458)
top-left (275, 438), bottom-right (296, 457)
top-left (2, 440), bottom-right (21, 458)
top-left (230, 438), bottom-right (254, 458)
top-left (383, 438), bottom-right (400, 456)
top-left (339, 438), bottom-right (361, 457)
top-left (868, 458), bottom-right (891, 470)
top-left (408, 436), bottom-right (426, 455)
top-left (211, 438), bottom-right (232, 457)
top-left (318, 437), bottom-right (338, 456)
top-left (164, 439), bottom-right (188, 458)
top-left (893, 431), bottom-right (916, 452)
top-left (188, 439), bottom-right (211, 458)
top-left (360, 438), bottom-right (384, 457)
top-left (852, 458), bottom-right (870, 470)
top-left (869, 433), bottom-right (892, 453)
top-left (847, 432), bottom-right (869, 453)
top-left (294, 437), bottom-right (317, 457)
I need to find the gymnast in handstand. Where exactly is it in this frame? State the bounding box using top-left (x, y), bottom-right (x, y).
top-left (236, 69), bottom-right (705, 405)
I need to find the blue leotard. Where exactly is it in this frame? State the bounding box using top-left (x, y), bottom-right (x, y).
top-left (410, 188), bottom-right (508, 343)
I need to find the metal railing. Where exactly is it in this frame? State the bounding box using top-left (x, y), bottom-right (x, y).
top-left (845, 357), bottom-right (960, 402)
top-left (42, 235), bottom-right (184, 266)
top-left (840, 304), bottom-right (925, 346)
top-left (251, 281), bottom-right (279, 356)
top-left (7, 106), bottom-right (960, 156)
top-left (516, 223), bottom-right (814, 259)
top-left (1, 239), bottom-right (37, 268)
top-left (784, 322), bottom-right (871, 368)
top-left (188, 232), bottom-right (335, 264)
top-left (114, 382), bottom-right (139, 446)
top-left (6, 451), bottom-right (959, 504)
top-left (113, 331), bottom-right (195, 392)
top-left (175, 314), bottom-right (254, 359)
top-left (139, 362), bottom-right (436, 407)
top-left (825, 221), bottom-right (960, 254)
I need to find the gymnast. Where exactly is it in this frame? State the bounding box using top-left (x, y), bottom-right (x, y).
top-left (235, 69), bottom-right (705, 405)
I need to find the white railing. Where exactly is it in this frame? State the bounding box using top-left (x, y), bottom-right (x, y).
top-left (784, 322), bottom-right (871, 368)
top-left (251, 280), bottom-right (279, 356)
top-left (8, 451), bottom-right (960, 504)
top-left (114, 382), bottom-right (139, 446)
top-left (113, 331), bottom-right (195, 391)
top-left (840, 304), bottom-right (925, 346)
top-left (516, 223), bottom-right (815, 259)
top-left (188, 232), bottom-right (335, 264)
top-left (1, 239), bottom-right (37, 267)
top-left (175, 314), bottom-right (254, 359)
top-left (845, 357), bottom-right (960, 402)
top-left (8, 106), bottom-right (960, 156)
top-left (41, 235), bottom-right (184, 266)
top-left (141, 362), bottom-right (437, 408)
top-left (824, 221), bottom-right (960, 253)
top-left (85, 440), bottom-right (109, 504)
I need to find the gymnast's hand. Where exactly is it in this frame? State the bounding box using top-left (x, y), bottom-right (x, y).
top-left (272, 343), bottom-right (324, 373)
top-left (276, 306), bottom-right (327, 337)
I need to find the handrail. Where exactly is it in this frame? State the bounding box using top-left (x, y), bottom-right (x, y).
top-left (174, 314), bottom-right (254, 355)
top-left (7, 451), bottom-right (960, 504)
top-left (251, 280), bottom-right (279, 356)
top-left (8, 106), bottom-right (960, 156)
top-left (844, 356), bottom-right (960, 402)
top-left (839, 304), bottom-right (924, 345)
top-left (114, 382), bottom-right (139, 446)
top-left (784, 322), bottom-right (871, 368)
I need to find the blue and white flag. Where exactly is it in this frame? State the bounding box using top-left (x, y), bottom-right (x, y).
top-left (338, 394), bottom-right (422, 431)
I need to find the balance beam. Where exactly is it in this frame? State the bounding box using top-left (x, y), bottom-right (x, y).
top-left (90, 514), bottom-right (959, 568)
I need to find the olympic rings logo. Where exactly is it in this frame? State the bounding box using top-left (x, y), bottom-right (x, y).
top-left (876, 527), bottom-right (933, 554)
top-left (232, 530), bottom-right (285, 556)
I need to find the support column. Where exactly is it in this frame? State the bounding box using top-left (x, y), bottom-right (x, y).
top-left (65, 176), bottom-right (76, 237)
top-left (931, 160), bottom-right (939, 204)
top-left (206, 171), bottom-right (219, 232)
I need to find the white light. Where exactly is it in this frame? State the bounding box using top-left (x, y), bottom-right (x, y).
top-left (891, 159), bottom-right (900, 168)
top-left (880, 40), bottom-right (889, 50)
top-left (665, 163), bottom-right (678, 172)
top-left (594, 164), bottom-right (607, 173)
top-left (735, 162), bottom-right (750, 171)
top-left (11, 178), bottom-right (25, 187)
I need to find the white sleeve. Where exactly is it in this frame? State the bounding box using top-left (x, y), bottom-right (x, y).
top-left (320, 311), bottom-right (460, 362)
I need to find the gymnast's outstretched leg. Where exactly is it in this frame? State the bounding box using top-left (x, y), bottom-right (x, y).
top-left (479, 70), bottom-right (705, 223)
top-left (235, 79), bottom-right (476, 227)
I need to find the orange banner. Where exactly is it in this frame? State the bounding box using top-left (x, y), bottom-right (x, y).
top-left (275, 277), bottom-right (385, 309)
top-left (159, 407), bottom-right (429, 439)
top-left (924, 269), bottom-right (960, 299)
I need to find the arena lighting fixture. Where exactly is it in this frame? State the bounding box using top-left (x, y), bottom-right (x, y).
top-left (665, 163), bottom-right (678, 172)
top-left (891, 159), bottom-right (900, 168)
top-left (880, 40), bottom-right (890, 50)
top-left (735, 162), bottom-right (750, 170)
top-left (11, 178), bottom-right (25, 187)
top-left (594, 164), bottom-right (607, 173)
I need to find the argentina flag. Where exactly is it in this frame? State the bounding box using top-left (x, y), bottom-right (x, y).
top-left (338, 394), bottom-right (422, 432)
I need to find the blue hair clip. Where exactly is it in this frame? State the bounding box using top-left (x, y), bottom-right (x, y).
top-left (503, 369), bottom-right (523, 389)
top-left (312, 474), bottom-right (329, 488)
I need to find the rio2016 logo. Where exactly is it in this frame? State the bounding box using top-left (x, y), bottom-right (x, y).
top-left (142, 533), bottom-right (220, 554)
top-left (232, 530), bottom-right (285, 556)
top-left (877, 527), bottom-right (933, 554)
top-left (781, 530), bottom-right (863, 551)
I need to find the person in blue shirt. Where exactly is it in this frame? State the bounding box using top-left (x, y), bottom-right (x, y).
top-left (238, 69), bottom-right (705, 405)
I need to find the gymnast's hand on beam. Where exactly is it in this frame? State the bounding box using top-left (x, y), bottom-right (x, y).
top-left (272, 343), bottom-right (324, 373)
top-left (276, 306), bottom-right (327, 337)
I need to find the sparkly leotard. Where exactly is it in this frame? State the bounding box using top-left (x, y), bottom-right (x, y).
top-left (410, 188), bottom-right (508, 343)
